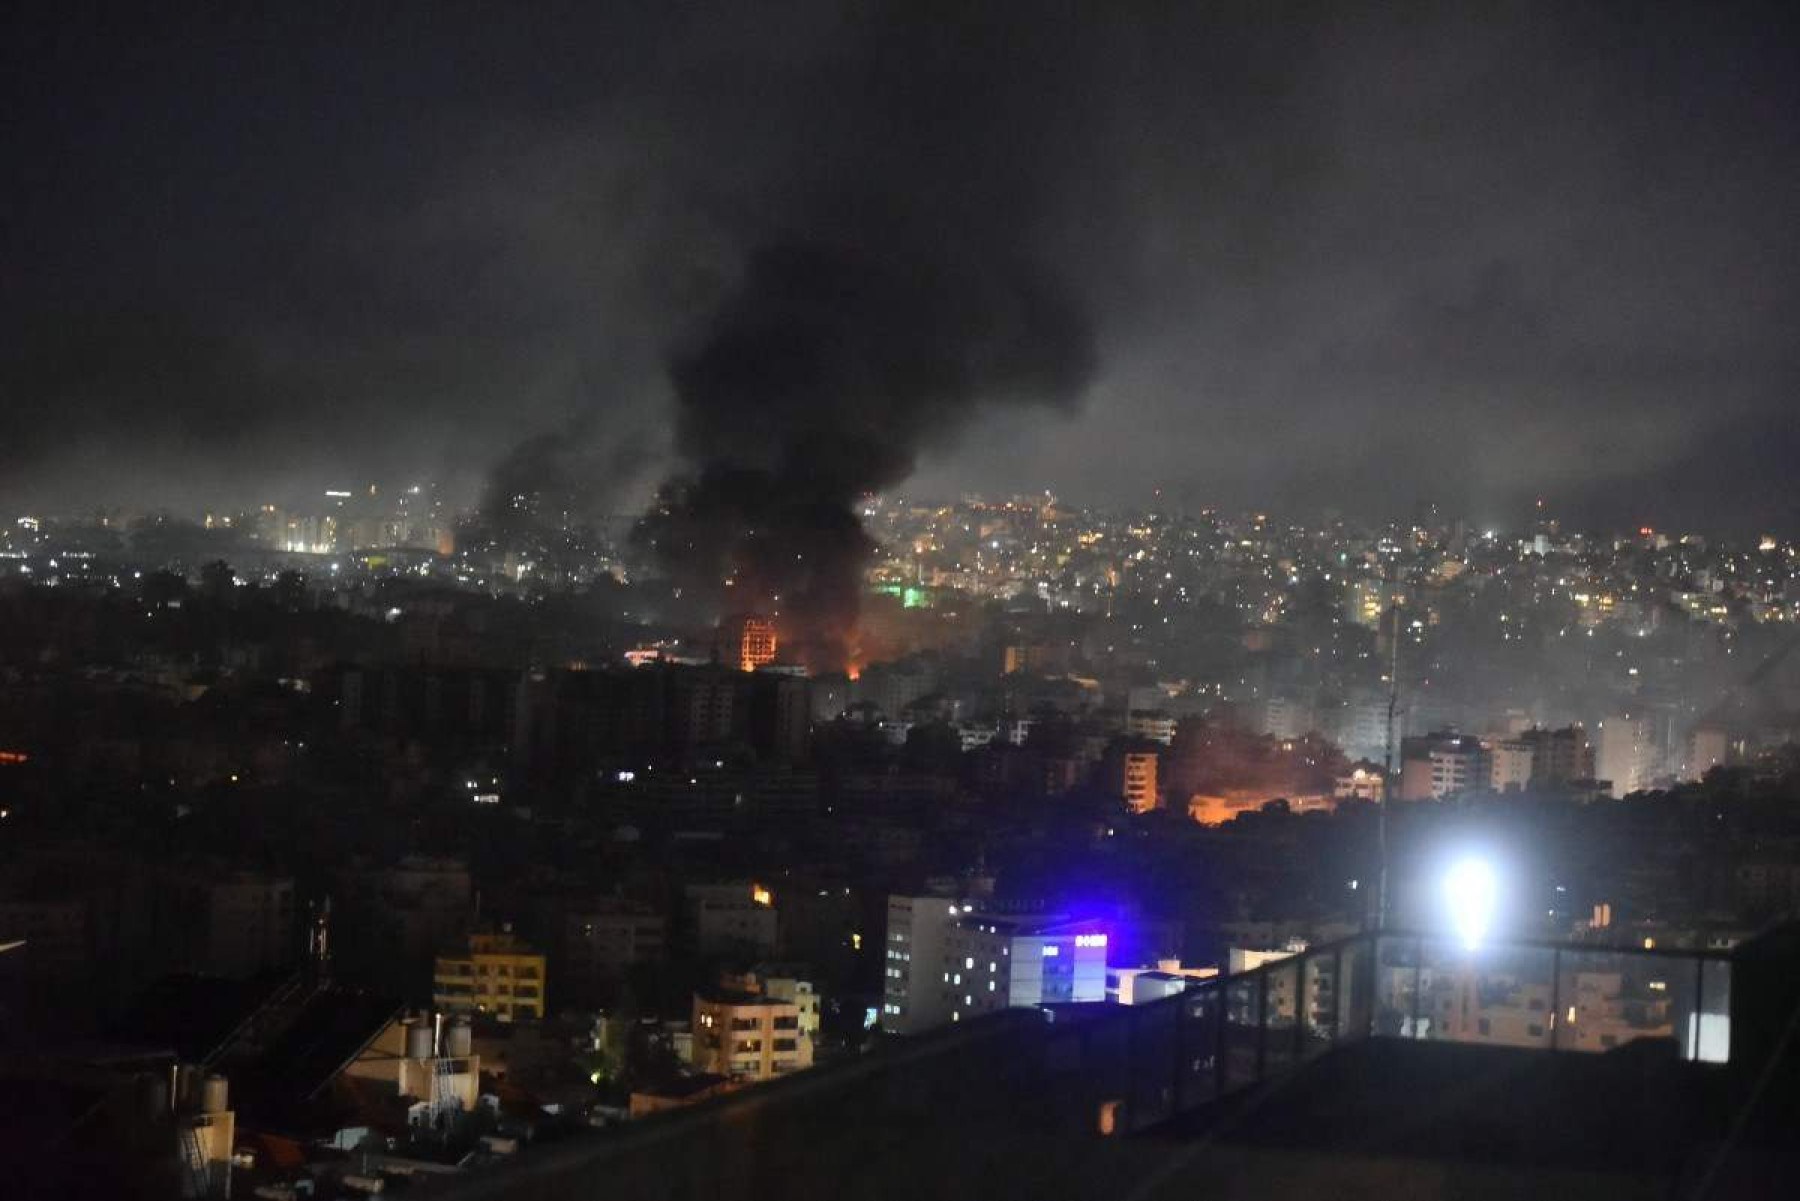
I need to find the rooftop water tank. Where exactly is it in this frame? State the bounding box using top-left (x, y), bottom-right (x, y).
top-left (406, 1018), bottom-right (435, 1060)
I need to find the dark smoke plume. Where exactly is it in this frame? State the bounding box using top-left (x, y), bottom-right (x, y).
top-left (641, 235), bottom-right (1093, 669)
top-left (633, 2), bottom-right (1112, 670)
top-left (468, 419), bottom-right (648, 578)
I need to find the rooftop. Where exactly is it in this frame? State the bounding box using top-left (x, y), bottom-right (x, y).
top-left (429, 926), bottom-right (1800, 1201)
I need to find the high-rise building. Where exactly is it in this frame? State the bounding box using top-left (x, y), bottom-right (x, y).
top-left (1487, 739), bottom-right (1535, 792)
top-left (1261, 697), bottom-right (1315, 741)
top-left (1518, 726), bottom-right (1596, 786)
top-left (1126, 710), bottom-right (1177, 746)
top-left (688, 882), bottom-right (779, 959)
top-left (150, 870), bottom-right (296, 979)
top-left (1103, 742), bottom-right (1160, 813)
top-left (360, 856), bottom-right (471, 972)
top-left (1344, 578), bottom-right (1390, 628)
top-left (720, 614), bottom-right (779, 673)
top-left (881, 895), bottom-right (959, 1035)
top-left (1595, 713), bottom-right (1657, 797)
top-left (1330, 694), bottom-right (1393, 763)
top-left (674, 669), bottom-right (737, 748)
top-left (1399, 733), bottom-right (1489, 800)
top-left (432, 929), bottom-right (547, 1021)
top-left (856, 656), bottom-right (940, 720)
top-left (562, 901), bottom-right (667, 999)
top-left (1685, 724), bottom-right (1733, 779)
top-left (748, 672), bottom-right (811, 763)
top-left (881, 895), bottom-right (1110, 1036)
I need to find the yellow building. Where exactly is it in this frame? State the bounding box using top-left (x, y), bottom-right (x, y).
top-left (433, 929), bottom-right (547, 1021)
top-left (692, 990), bottom-right (814, 1082)
top-left (717, 967), bottom-right (822, 1040)
top-left (722, 613), bottom-right (778, 672)
top-left (1105, 746), bottom-right (1160, 814)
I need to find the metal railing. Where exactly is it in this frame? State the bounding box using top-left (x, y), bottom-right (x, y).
top-left (1101, 931), bottom-right (1733, 1134)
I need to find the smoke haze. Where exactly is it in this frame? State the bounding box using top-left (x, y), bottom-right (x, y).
top-left (5, 4), bottom-right (1799, 535)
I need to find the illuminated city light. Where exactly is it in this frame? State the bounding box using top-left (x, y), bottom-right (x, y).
top-left (1443, 857), bottom-right (1498, 950)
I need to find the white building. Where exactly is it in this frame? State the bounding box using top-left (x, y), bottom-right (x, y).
top-left (881, 895), bottom-right (959, 1035)
top-left (1487, 739), bottom-right (1535, 792)
top-left (1262, 697), bottom-right (1314, 741)
top-left (881, 895), bottom-right (1109, 1035)
top-left (1595, 713), bottom-right (1658, 797)
top-left (1399, 733), bottom-right (1489, 800)
top-left (1126, 710), bottom-right (1177, 746)
top-left (1331, 695), bottom-right (1393, 764)
top-left (1108, 960), bottom-right (1219, 1005)
top-left (856, 658), bottom-right (939, 720)
top-left (957, 723), bottom-right (999, 751)
top-left (1430, 742), bottom-right (1488, 797)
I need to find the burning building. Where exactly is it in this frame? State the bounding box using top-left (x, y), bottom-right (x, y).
top-left (721, 614), bottom-right (779, 673)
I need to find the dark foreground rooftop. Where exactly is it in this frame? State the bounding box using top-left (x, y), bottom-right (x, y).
top-left (430, 927), bottom-right (1800, 1201)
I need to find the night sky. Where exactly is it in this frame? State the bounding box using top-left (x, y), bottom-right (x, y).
top-left (5, 2), bottom-right (1798, 533)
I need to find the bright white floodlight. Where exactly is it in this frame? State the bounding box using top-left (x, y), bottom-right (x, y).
top-left (1443, 857), bottom-right (1498, 950)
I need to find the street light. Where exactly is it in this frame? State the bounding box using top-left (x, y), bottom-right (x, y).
top-left (1443, 857), bottom-right (1498, 950)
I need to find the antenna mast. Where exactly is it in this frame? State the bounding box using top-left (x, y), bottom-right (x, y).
top-left (1376, 581), bottom-right (1401, 932)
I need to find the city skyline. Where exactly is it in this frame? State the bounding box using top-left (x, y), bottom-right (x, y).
top-left (11, 480), bottom-right (1800, 545)
top-left (6, 7), bottom-right (1800, 1194)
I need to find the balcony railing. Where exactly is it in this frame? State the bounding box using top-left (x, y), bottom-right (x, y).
top-left (1099, 930), bottom-right (1732, 1134)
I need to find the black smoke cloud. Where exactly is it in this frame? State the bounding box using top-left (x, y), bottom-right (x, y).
top-left (474, 419), bottom-right (648, 549)
top-left (628, 8), bottom-right (1111, 666)
top-left (5, 4), bottom-right (1800, 536)
top-left (643, 238), bottom-right (1094, 666)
